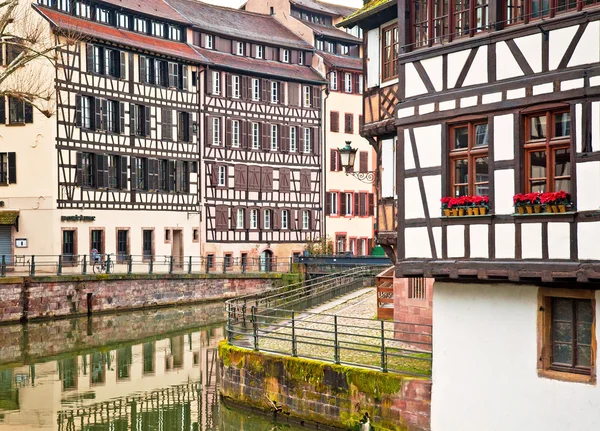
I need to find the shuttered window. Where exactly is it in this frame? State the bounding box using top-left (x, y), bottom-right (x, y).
top-left (289, 127), bottom-right (297, 152)
top-left (330, 111), bottom-right (339, 133)
top-left (359, 151), bottom-right (368, 173)
top-left (345, 113), bottom-right (354, 134)
top-left (0, 152), bottom-right (16, 184)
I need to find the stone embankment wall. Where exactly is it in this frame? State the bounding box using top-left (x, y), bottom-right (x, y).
top-left (0, 273), bottom-right (296, 323)
top-left (219, 341), bottom-right (431, 431)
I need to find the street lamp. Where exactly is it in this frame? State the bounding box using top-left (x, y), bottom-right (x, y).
top-left (338, 140), bottom-right (375, 184)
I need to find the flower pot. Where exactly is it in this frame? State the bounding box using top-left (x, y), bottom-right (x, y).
top-left (551, 205), bottom-right (559, 213)
top-left (479, 207), bottom-right (487, 215)
top-left (558, 204), bottom-right (567, 213)
top-left (473, 207), bottom-right (480, 216)
top-left (517, 206), bottom-right (525, 215)
top-left (534, 205), bottom-right (542, 214)
top-left (458, 208), bottom-right (465, 216)
top-left (526, 205), bottom-right (533, 214)
top-left (467, 207), bottom-right (474, 216)
top-left (451, 209), bottom-right (458, 217)
top-left (444, 209), bottom-right (451, 217)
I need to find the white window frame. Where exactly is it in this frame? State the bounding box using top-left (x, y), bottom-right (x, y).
top-left (134, 17), bottom-right (147, 33)
top-left (152, 22), bottom-right (164, 38)
top-left (213, 117), bottom-right (220, 145)
top-left (256, 45), bottom-right (263, 59)
top-left (271, 124), bottom-right (278, 151)
top-left (250, 209), bottom-right (258, 229)
top-left (330, 72), bottom-right (337, 90)
top-left (345, 192), bottom-right (353, 216)
top-left (283, 49), bottom-right (290, 63)
top-left (206, 35), bottom-right (214, 49)
top-left (316, 40), bottom-right (324, 50)
top-left (81, 96), bottom-right (92, 129)
top-left (232, 120), bottom-right (240, 148)
top-left (96, 7), bottom-right (110, 23)
top-left (330, 192), bottom-right (338, 215)
top-left (345, 73), bottom-right (352, 93)
top-left (302, 211), bottom-right (310, 230)
top-left (290, 126), bottom-right (297, 152)
top-left (252, 78), bottom-right (260, 101)
top-left (236, 42), bottom-right (244, 56)
top-left (358, 74), bottom-right (363, 94)
top-left (303, 86), bottom-right (311, 107)
top-left (75, 2), bottom-right (91, 19)
top-left (281, 210), bottom-right (289, 229)
top-left (236, 208), bottom-right (244, 229)
top-left (264, 210), bottom-right (271, 229)
top-left (271, 81), bottom-right (278, 104)
top-left (298, 52), bottom-right (304, 65)
top-left (251, 123), bottom-right (259, 149)
top-left (218, 165), bottom-right (226, 187)
top-left (212, 71), bottom-right (220, 95)
top-left (232, 75), bottom-right (240, 99)
top-left (168, 26), bottom-right (181, 41)
top-left (303, 128), bottom-right (311, 154)
top-left (57, 0), bottom-right (70, 12)
top-left (117, 13), bottom-right (128, 28)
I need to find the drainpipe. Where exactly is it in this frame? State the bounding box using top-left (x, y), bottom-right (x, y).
top-left (322, 72), bottom-right (331, 242)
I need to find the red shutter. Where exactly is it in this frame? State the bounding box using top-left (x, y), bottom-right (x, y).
top-left (345, 113), bottom-right (354, 134)
top-left (248, 166), bottom-right (261, 191)
top-left (354, 192), bottom-right (359, 216)
top-left (330, 149), bottom-right (336, 171)
top-left (261, 167), bottom-right (273, 191)
top-left (215, 206), bottom-right (229, 232)
top-left (368, 193), bottom-right (375, 216)
top-left (354, 73), bottom-right (360, 94)
top-left (273, 209), bottom-right (281, 230)
top-left (359, 151), bottom-right (368, 173)
top-left (340, 192), bottom-right (346, 216)
top-left (211, 163), bottom-right (218, 186)
top-left (226, 73), bottom-right (232, 97)
top-left (330, 111), bottom-right (339, 133)
top-left (279, 168), bottom-right (290, 192)
top-left (225, 118), bottom-right (232, 147)
top-left (312, 86), bottom-right (320, 108)
top-left (300, 170), bottom-right (310, 193)
top-left (337, 151), bottom-right (342, 172)
top-left (326, 192), bottom-right (331, 215)
top-left (231, 206), bottom-right (237, 229)
top-left (234, 165), bottom-right (248, 191)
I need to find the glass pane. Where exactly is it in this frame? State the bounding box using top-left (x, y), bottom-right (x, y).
top-left (529, 115), bottom-right (546, 139)
top-left (553, 342), bottom-right (573, 365)
top-left (474, 124), bottom-right (488, 147)
top-left (554, 298), bottom-right (573, 321)
top-left (529, 150), bottom-right (546, 179)
top-left (454, 185), bottom-right (468, 196)
top-left (554, 179), bottom-right (570, 192)
top-left (577, 346), bottom-right (592, 368)
top-left (454, 159), bottom-right (468, 186)
top-left (554, 148), bottom-right (570, 177)
top-left (554, 112), bottom-right (571, 137)
top-left (531, 181), bottom-right (546, 193)
top-left (577, 322), bottom-right (592, 345)
top-left (576, 300), bottom-right (594, 323)
top-left (454, 127), bottom-right (469, 149)
top-left (553, 321), bottom-right (573, 343)
top-left (475, 157), bottom-right (489, 196)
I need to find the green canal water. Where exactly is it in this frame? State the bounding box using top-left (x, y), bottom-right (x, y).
top-left (0, 302), bottom-right (309, 431)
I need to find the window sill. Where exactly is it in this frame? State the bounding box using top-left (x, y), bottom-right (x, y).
top-left (6, 123), bottom-right (26, 127)
top-left (513, 211), bottom-right (577, 217)
top-left (538, 369), bottom-right (595, 385)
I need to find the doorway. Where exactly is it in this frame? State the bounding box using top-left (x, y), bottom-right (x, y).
top-left (172, 229), bottom-right (183, 268)
top-left (260, 249), bottom-right (273, 272)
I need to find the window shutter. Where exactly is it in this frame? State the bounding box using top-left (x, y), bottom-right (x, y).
top-left (340, 193), bottom-right (347, 216)
top-left (144, 106), bottom-right (151, 137)
top-left (279, 82), bottom-right (286, 105)
top-left (312, 128), bottom-right (320, 156)
top-left (188, 113), bottom-right (194, 143)
top-left (94, 98), bottom-right (101, 130)
top-left (330, 149), bottom-right (335, 171)
top-left (8, 152), bottom-right (16, 184)
top-left (215, 206), bottom-right (229, 232)
top-left (300, 169), bottom-right (310, 193)
top-left (261, 123), bottom-right (269, 151)
top-left (330, 111), bottom-right (339, 132)
top-left (207, 70), bottom-right (213, 95)
top-left (101, 99), bottom-right (108, 131)
top-left (299, 126), bottom-right (304, 151)
top-left (234, 164), bottom-right (248, 191)
top-left (182, 65), bottom-right (188, 90)
top-left (369, 193), bottom-right (375, 216)
top-left (273, 209), bottom-right (281, 230)
top-left (241, 120), bottom-right (248, 149)
top-left (326, 192), bottom-right (331, 215)
top-left (337, 151), bottom-right (342, 172)
top-left (279, 168), bottom-right (290, 192)
top-left (120, 51), bottom-right (126, 78)
top-left (248, 166), bottom-right (261, 192)
top-left (231, 206), bottom-right (238, 229)
top-left (24, 103), bottom-right (33, 124)
top-left (86, 44), bottom-right (94, 72)
top-left (360, 193), bottom-right (366, 216)
top-left (312, 86), bottom-right (320, 108)
top-left (281, 125), bottom-right (289, 153)
top-left (261, 79), bottom-right (268, 102)
top-left (261, 167), bottom-right (273, 191)
top-left (129, 103), bottom-right (136, 136)
top-left (226, 73), bottom-right (232, 97)
top-left (75, 95), bottom-right (81, 127)
top-left (76, 152), bottom-right (83, 186)
top-left (241, 76), bottom-right (248, 100)
top-left (130, 157), bottom-right (137, 189)
top-left (206, 116), bottom-right (214, 145)
top-left (168, 62), bottom-right (175, 87)
top-left (120, 156), bottom-right (128, 190)
top-left (311, 210), bottom-right (317, 231)
top-left (245, 207), bottom-right (251, 229)
top-left (139, 55), bottom-right (146, 83)
top-left (345, 113), bottom-right (354, 134)
top-left (354, 192), bottom-right (359, 216)
top-left (95, 154), bottom-right (105, 188)
top-left (354, 73), bottom-right (360, 94)
top-left (225, 118), bottom-right (232, 147)
top-left (359, 151), bottom-right (368, 173)
top-left (168, 161), bottom-right (175, 191)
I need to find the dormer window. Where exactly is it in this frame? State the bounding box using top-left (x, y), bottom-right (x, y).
top-left (299, 52), bottom-right (304, 65)
top-left (232, 75), bottom-right (240, 99)
top-left (117, 13), bottom-right (129, 28)
top-left (330, 71), bottom-right (337, 91)
top-left (341, 45), bottom-right (349, 55)
top-left (169, 26), bottom-right (181, 41)
top-left (316, 40), bottom-right (324, 50)
top-left (74, 2), bottom-right (91, 19)
top-left (206, 35), bottom-right (214, 49)
top-left (134, 17), bottom-right (148, 34)
top-left (96, 7), bottom-right (110, 24)
top-left (344, 73), bottom-right (352, 93)
top-left (57, 0), bottom-right (70, 12)
top-left (256, 45), bottom-right (263, 59)
top-left (151, 22), bottom-right (164, 38)
top-left (236, 42), bottom-right (244, 56)
top-left (282, 49), bottom-right (290, 63)
top-left (271, 81), bottom-right (278, 103)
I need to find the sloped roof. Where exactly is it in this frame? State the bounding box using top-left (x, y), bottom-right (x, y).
top-left (34, 5), bottom-right (206, 63)
top-left (192, 46), bottom-right (325, 83)
top-left (337, 0), bottom-right (395, 27)
top-left (291, 0), bottom-right (356, 17)
top-left (98, 0), bottom-right (189, 23)
top-left (165, 0), bottom-right (312, 50)
top-left (317, 50), bottom-right (362, 71)
top-left (0, 210), bottom-right (19, 226)
top-left (303, 21), bottom-right (362, 43)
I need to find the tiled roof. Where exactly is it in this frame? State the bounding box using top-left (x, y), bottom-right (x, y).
top-left (291, 0), bottom-right (356, 17)
top-left (338, 0), bottom-right (395, 27)
top-left (302, 21), bottom-right (362, 43)
top-left (98, 0), bottom-right (189, 23)
top-left (165, 0), bottom-right (312, 50)
top-left (34, 6), bottom-right (207, 63)
top-left (192, 46), bottom-right (325, 83)
top-left (317, 50), bottom-right (362, 71)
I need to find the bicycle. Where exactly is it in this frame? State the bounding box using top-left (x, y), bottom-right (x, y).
top-left (92, 253), bottom-right (114, 274)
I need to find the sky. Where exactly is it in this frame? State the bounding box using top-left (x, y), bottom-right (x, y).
top-left (201, 0), bottom-right (363, 8)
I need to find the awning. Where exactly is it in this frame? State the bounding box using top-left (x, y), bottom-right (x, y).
top-left (0, 210), bottom-right (20, 230)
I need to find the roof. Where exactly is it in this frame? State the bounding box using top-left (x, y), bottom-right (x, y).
top-left (192, 46), bottom-right (325, 83)
top-left (338, 0), bottom-right (395, 27)
top-left (291, 0), bottom-right (356, 17)
top-left (34, 5), bottom-right (207, 63)
top-left (165, 0), bottom-right (312, 50)
top-left (303, 21), bottom-right (362, 43)
top-left (98, 0), bottom-right (189, 24)
top-left (0, 210), bottom-right (19, 226)
top-left (317, 50), bottom-right (362, 71)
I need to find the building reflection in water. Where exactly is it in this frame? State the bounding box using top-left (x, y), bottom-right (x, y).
top-left (0, 327), bottom-right (223, 431)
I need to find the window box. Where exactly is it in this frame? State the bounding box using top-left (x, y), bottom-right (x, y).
top-left (513, 192), bottom-right (574, 215)
top-left (441, 195), bottom-right (490, 217)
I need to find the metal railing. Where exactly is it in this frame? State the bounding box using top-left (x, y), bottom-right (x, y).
top-left (225, 267), bottom-right (432, 376)
top-left (0, 254), bottom-right (293, 277)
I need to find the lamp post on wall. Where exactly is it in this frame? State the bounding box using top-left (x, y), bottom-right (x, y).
top-left (338, 141), bottom-right (375, 184)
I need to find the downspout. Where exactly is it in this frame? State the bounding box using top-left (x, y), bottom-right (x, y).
top-left (198, 65), bottom-right (207, 256)
top-left (322, 74), bottom-right (331, 242)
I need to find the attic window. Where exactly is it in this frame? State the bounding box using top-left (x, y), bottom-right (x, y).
top-left (236, 42), bottom-right (244, 56)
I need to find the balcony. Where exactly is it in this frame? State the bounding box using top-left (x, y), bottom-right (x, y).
top-left (377, 197), bottom-right (397, 247)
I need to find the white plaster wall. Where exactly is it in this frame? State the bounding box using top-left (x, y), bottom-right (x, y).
top-left (549, 25), bottom-right (579, 70)
top-left (576, 161), bottom-right (600, 211)
top-left (404, 178), bottom-right (424, 219)
top-left (414, 125), bottom-right (441, 168)
top-left (463, 45), bottom-right (488, 87)
top-left (496, 41), bottom-right (523, 81)
top-left (578, 222), bottom-right (600, 260)
top-left (494, 169), bottom-right (515, 215)
top-left (404, 227), bottom-right (431, 258)
top-left (432, 282), bottom-right (600, 431)
top-left (521, 223), bottom-right (542, 259)
top-left (576, 103), bottom-right (583, 152)
top-left (593, 101), bottom-right (600, 152)
top-left (470, 225), bottom-right (489, 258)
top-left (423, 175), bottom-right (441, 218)
top-left (569, 20), bottom-right (600, 67)
top-left (404, 129), bottom-right (415, 170)
top-left (405, 62), bottom-right (428, 98)
top-left (381, 138), bottom-right (396, 198)
top-left (514, 34), bottom-right (542, 73)
top-left (447, 49), bottom-right (470, 89)
top-left (367, 28), bottom-right (380, 88)
top-left (421, 56), bottom-right (443, 92)
top-left (493, 115), bottom-right (514, 161)
top-left (433, 226), bottom-right (442, 257)
top-left (495, 224), bottom-right (515, 258)
top-left (548, 222), bottom-right (570, 260)
top-left (447, 225), bottom-right (465, 258)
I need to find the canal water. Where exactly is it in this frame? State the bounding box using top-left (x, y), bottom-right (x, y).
top-left (0, 302), bottom-right (308, 431)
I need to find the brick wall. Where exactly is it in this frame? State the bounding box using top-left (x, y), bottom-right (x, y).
top-left (219, 341), bottom-right (431, 431)
top-left (393, 276), bottom-right (434, 347)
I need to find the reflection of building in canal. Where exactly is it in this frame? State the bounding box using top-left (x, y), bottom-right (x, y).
top-left (0, 327), bottom-right (223, 430)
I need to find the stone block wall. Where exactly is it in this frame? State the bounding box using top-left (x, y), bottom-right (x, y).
top-left (393, 276), bottom-right (433, 347)
top-left (219, 341), bottom-right (431, 431)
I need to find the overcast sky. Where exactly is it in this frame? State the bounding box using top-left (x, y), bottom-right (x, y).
top-left (202, 0), bottom-right (363, 8)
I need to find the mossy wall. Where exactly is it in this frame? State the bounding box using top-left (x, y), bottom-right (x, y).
top-left (218, 341), bottom-right (431, 431)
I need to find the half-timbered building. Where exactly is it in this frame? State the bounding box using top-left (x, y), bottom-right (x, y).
top-left (166, 0), bottom-right (325, 266)
top-left (345, 0), bottom-right (600, 429)
top-left (244, 0), bottom-right (377, 256)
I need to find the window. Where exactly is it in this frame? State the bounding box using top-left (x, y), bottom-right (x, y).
top-left (134, 17), bottom-right (147, 33)
top-left (281, 210), bottom-right (289, 229)
top-left (213, 117), bottom-right (221, 145)
top-left (134, 158), bottom-right (147, 190)
top-left (250, 209), bottom-right (258, 229)
top-left (117, 229), bottom-right (129, 262)
top-left (302, 210), bottom-right (310, 230)
top-left (159, 159), bottom-right (168, 191)
top-left (151, 22), bottom-right (164, 38)
top-left (303, 128), bottom-right (311, 153)
top-left (290, 127), bottom-right (297, 152)
top-left (132, 104), bottom-right (150, 137)
top-left (1, 153), bottom-right (18, 185)
top-left (358, 74), bottom-right (364, 94)
top-left (344, 73), bottom-right (352, 93)
top-left (252, 79), bottom-right (260, 101)
top-left (232, 120), bottom-right (240, 148)
top-left (271, 124), bottom-right (278, 151)
top-left (232, 75), bottom-right (240, 99)
top-left (104, 100), bottom-right (118, 133)
top-left (62, 230), bottom-right (76, 262)
top-left (282, 49), bottom-right (290, 63)
top-left (236, 208), bottom-right (245, 229)
top-left (96, 7), bottom-right (110, 23)
top-left (271, 81), bottom-right (278, 103)
top-left (252, 123), bottom-right (260, 149)
top-left (303, 86), bottom-right (311, 107)
top-left (8, 97), bottom-right (32, 124)
top-left (81, 96), bottom-right (92, 129)
top-left (117, 13), bottom-right (129, 28)
top-left (90, 229), bottom-right (103, 255)
top-left (165, 229), bottom-right (171, 241)
top-left (329, 192), bottom-right (338, 215)
top-left (169, 26), bottom-right (181, 41)
top-left (330, 71), bottom-right (337, 90)
top-left (345, 113), bottom-right (354, 134)
top-left (264, 210), bottom-right (271, 229)
top-left (382, 24), bottom-right (398, 79)
top-left (450, 121), bottom-right (489, 197)
top-left (330, 111), bottom-right (340, 133)
top-left (525, 110), bottom-right (571, 193)
top-left (93, 46), bottom-right (103, 74)
top-left (81, 152), bottom-right (95, 187)
top-left (108, 155), bottom-right (120, 188)
top-left (193, 228), bottom-right (199, 241)
top-left (330, 149), bottom-right (340, 171)
top-left (206, 35), bottom-right (214, 49)
top-left (359, 151), bottom-right (368, 173)
top-left (74, 2), bottom-right (91, 19)
top-left (256, 45), bottom-right (263, 59)
top-left (236, 42), bottom-right (244, 56)
top-left (212, 71), bottom-right (220, 95)
top-left (408, 278), bottom-right (427, 299)
top-left (336, 235), bottom-right (346, 253)
top-left (316, 39), bottom-right (324, 50)
top-left (298, 52), bottom-right (304, 65)
top-left (218, 165), bottom-right (226, 187)
top-left (178, 111), bottom-right (191, 142)
top-left (345, 193), bottom-right (353, 215)
top-left (57, 0), bottom-right (70, 12)
top-left (207, 254), bottom-right (215, 269)
top-left (224, 253), bottom-right (233, 268)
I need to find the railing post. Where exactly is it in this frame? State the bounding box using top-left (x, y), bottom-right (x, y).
top-left (82, 254), bottom-right (87, 275)
top-left (251, 306), bottom-right (258, 351)
top-left (57, 255), bottom-right (63, 276)
top-left (169, 256), bottom-right (174, 274)
top-left (30, 255), bottom-right (35, 276)
top-left (380, 320), bottom-right (387, 373)
top-left (1, 255), bottom-right (6, 277)
top-left (291, 311), bottom-right (297, 357)
top-left (188, 256), bottom-right (192, 274)
top-left (149, 257), bottom-right (154, 275)
top-left (105, 254), bottom-right (112, 274)
top-left (127, 255), bottom-right (133, 275)
top-left (334, 315), bottom-right (340, 364)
